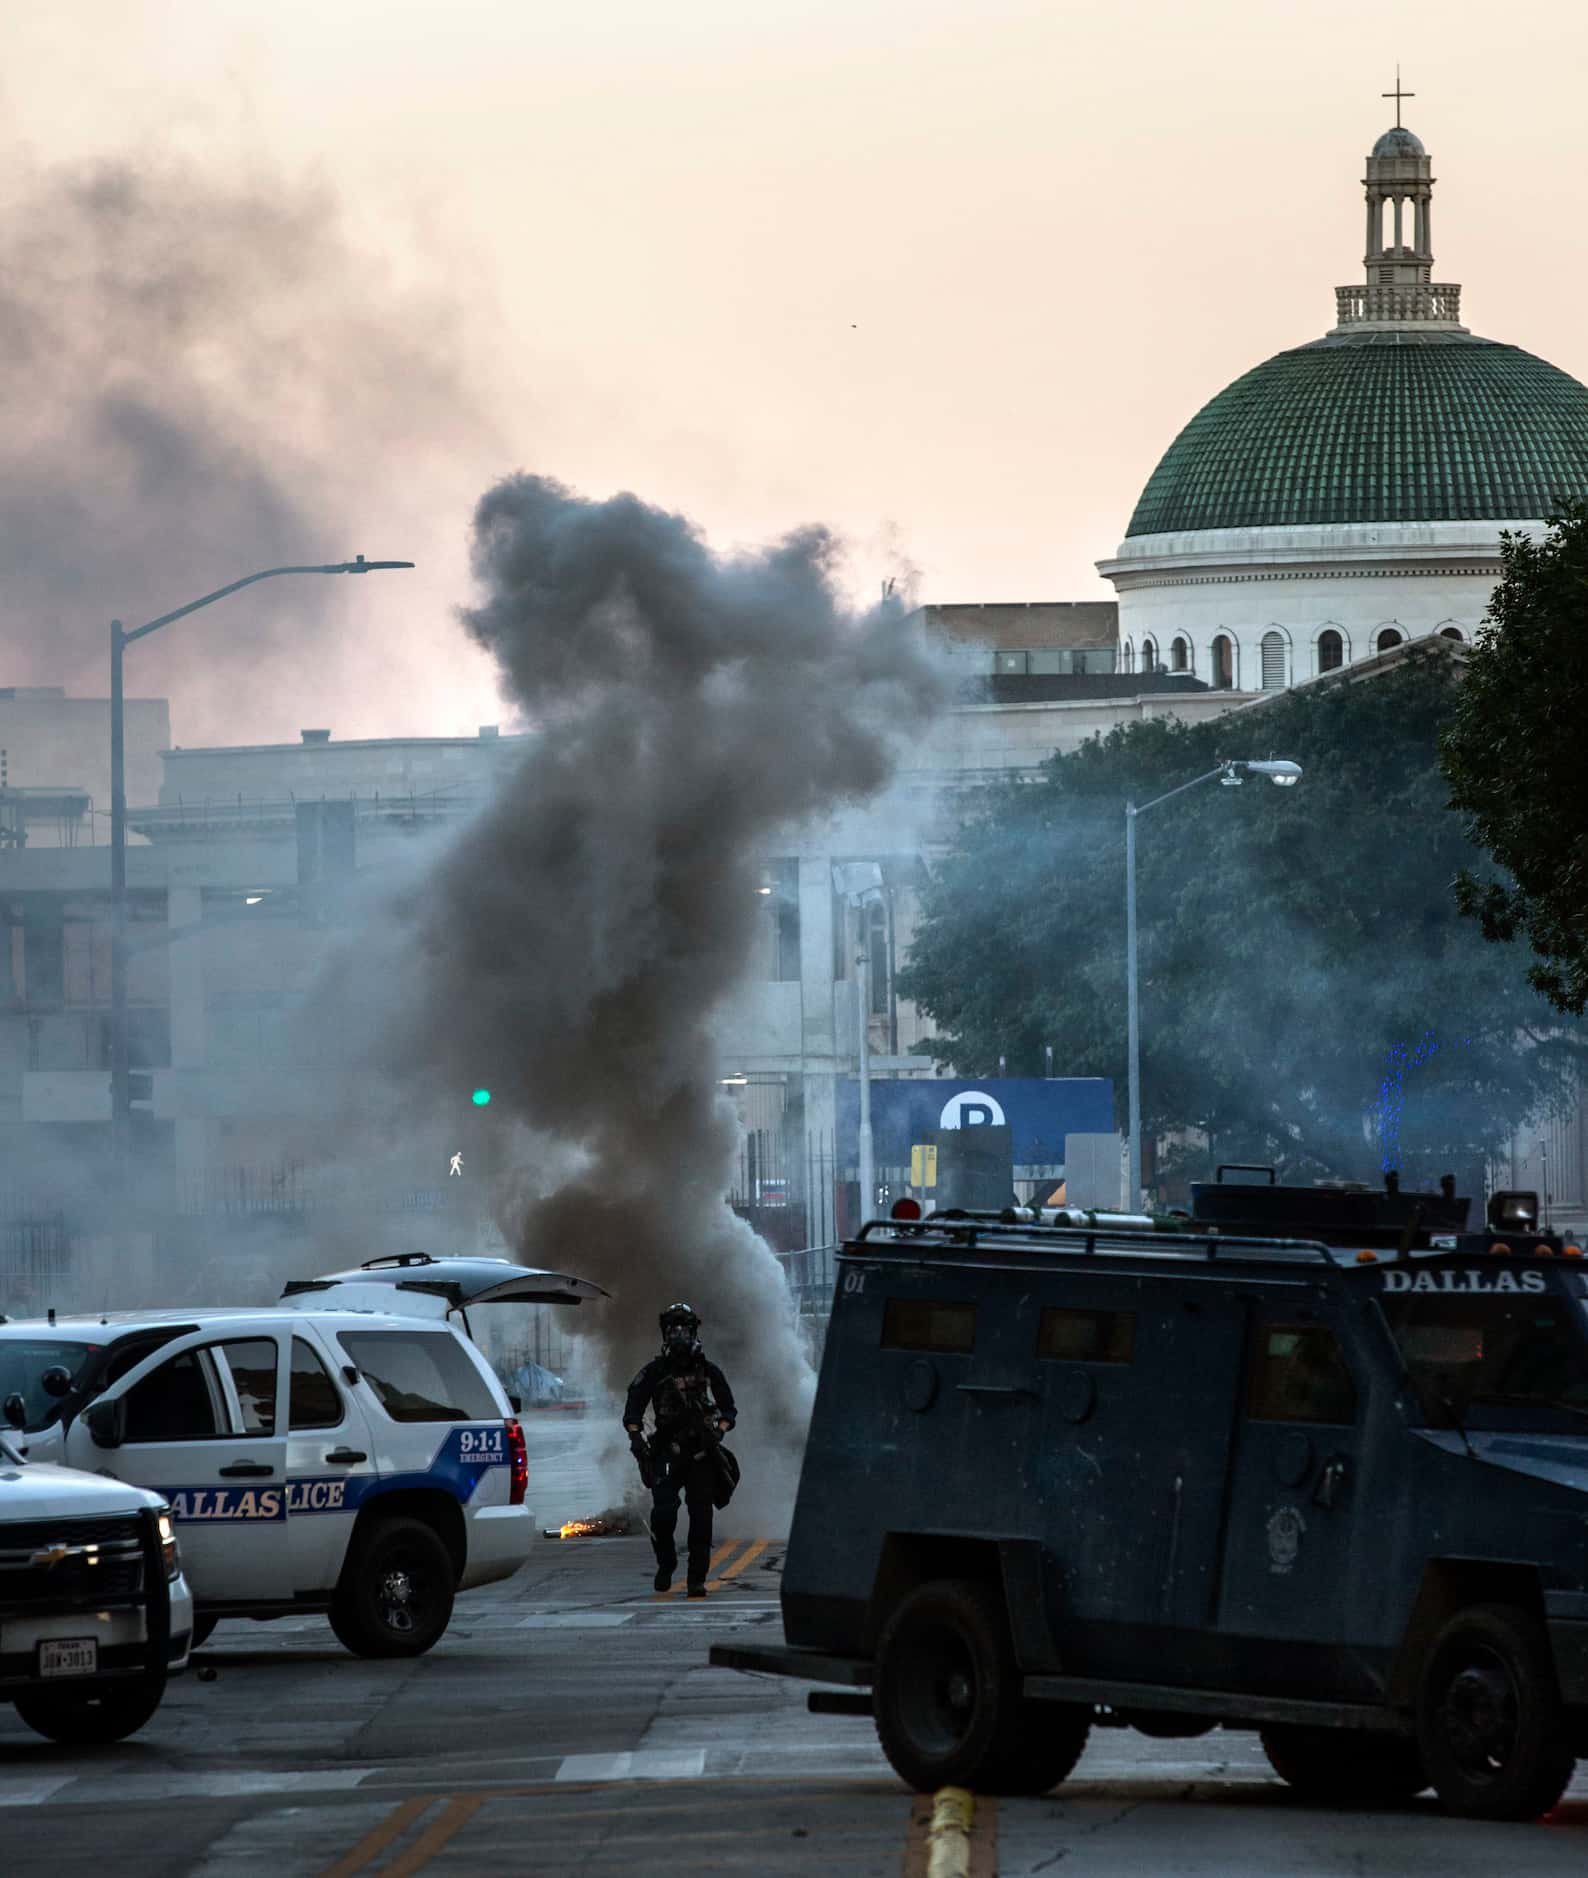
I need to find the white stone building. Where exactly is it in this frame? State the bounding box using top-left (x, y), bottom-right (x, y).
top-left (1098, 116), bottom-right (1588, 690)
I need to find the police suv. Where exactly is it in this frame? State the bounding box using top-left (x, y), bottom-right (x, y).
top-left (1, 1427), bottom-right (192, 1744)
top-left (0, 1255), bottom-right (605, 1657)
top-left (713, 1174), bottom-right (1588, 1821)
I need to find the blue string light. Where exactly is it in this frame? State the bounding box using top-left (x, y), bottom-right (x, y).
top-left (1374, 1032), bottom-right (1473, 1173)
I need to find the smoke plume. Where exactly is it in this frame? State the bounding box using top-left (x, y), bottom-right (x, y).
top-left (364, 474), bottom-right (945, 1524)
top-left (0, 146), bottom-right (498, 744)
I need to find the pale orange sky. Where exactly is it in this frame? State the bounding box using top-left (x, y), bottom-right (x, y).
top-left (6, 1), bottom-right (1587, 744)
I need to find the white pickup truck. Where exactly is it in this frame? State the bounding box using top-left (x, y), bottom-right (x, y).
top-left (0, 1428), bottom-right (192, 1743)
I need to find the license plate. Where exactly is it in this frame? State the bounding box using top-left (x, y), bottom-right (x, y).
top-left (38, 1638), bottom-right (98, 1679)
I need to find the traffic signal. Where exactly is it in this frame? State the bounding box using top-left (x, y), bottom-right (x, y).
top-left (471, 1088), bottom-right (492, 1107)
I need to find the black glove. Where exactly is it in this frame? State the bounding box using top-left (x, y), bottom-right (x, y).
top-left (628, 1430), bottom-right (656, 1488)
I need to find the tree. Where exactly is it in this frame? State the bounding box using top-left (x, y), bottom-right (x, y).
top-left (899, 653), bottom-right (1583, 1188)
top-left (1441, 503), bottom-right (1588, 1014)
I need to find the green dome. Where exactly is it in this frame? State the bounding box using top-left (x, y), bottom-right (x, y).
top-left (1126, 330), bottom-right (1588, 537)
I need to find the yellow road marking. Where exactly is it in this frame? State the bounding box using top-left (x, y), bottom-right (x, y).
top-left (319, 1795), bottom-right (433, 1878)
top-left (379, 1793), bottom-right (485, 1877)
top-left (706, 1538), bottom-right (769, 1589)
top-left (925, 1786), bottom-right (974, 1878)
top-left (901, 1788), bottom-right (996, 1878)
top-left (656, 1538), bottom-right (740, 1598)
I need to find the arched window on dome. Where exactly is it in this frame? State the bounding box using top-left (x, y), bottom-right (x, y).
top-left (1122, 640), bottom-right (1135, 675)
top-left (1141, 637), bottom-right (1158, 675)
top-left (1376, 626), bottom-right (1404, 655)
top-left (1439, 625), bottom-right (1465, 642)
top-left (1317, 629), bottom-right (1344, 674)
top-left (1211, 634), bottom-right (1234, 690)
top-left (1260, 631), bottom-right (1287, 690)
top-left (1170, 636), bottom-right (1189, 673)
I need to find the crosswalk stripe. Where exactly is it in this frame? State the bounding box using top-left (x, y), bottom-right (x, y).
top-left (554, 1750), bottom-right (707, 1783)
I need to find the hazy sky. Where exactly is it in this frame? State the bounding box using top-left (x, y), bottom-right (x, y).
top-left (7, 1), bottom-right (1587, 745)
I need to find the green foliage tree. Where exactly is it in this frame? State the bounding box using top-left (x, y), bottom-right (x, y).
top-left (1441, 503), bottom-right (1588, 1014)
top-left (899, 653), bottom-right (1582, 1187)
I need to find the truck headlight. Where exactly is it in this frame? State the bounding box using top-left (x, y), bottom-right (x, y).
top-left (158, 1510), bottom-right (180, 1581)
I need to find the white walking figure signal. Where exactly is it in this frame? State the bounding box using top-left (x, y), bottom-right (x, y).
top-left (449, 1152), bottom-right (463, 1177)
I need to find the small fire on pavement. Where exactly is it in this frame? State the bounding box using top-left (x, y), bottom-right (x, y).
top-left (544, 1515), bottom-right (633, 1539)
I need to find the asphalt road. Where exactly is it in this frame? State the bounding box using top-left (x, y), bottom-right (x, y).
top-left (3, 1425), bottom-right (1588, 1874)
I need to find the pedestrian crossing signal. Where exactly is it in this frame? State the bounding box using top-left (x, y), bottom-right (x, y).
top-left (471, 1088), bottom-right (492, 1106)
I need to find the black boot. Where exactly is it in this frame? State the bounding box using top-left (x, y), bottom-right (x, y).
top-left (654, 1563), bottom-right (673, 1593)
top-left (686, 1580), bottom-right (707, 1599)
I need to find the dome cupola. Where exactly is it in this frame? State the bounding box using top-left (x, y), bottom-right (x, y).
top-left (1097, 82), bottom-right (1588, 695)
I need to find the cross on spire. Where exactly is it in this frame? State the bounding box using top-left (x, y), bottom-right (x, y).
top-left (1382, 65), bottom-right (1414, 128)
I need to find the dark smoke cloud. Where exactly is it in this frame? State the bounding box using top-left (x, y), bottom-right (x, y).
top-left (0, 147), bottom-right (497, 743)
top-left (345, 474), bottom-right (945, 1523)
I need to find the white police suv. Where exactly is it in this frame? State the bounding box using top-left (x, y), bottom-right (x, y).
top-left (1, 1427), bottom-right (193, 1743)
top-left (0, 1255), bottom-right (606, 1658)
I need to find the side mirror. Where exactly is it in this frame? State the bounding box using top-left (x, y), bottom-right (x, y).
top-left (508, 1394), bottom-right (523, 1416)
top-left (2, 1392), bottom-right (25, 1430)
top-left (84, 1398), bottom-right (126, 1450)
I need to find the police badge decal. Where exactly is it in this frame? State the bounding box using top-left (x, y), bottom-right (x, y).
top-left (1266, 1504), bottom-right (1306, 1575)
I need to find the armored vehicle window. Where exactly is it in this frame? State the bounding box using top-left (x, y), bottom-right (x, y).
top-left (881, 1299), bottom-right (976, 1355)
top-left (1037, 1308), bottom-right (1135, 1364)
top-left (339, 1330), bottom-right (497, 1423)
top-left (1382, 1292), bottom-right (1588, 1433)
top-left (1248, 1326), bottom-right (1357, 1425)
top-left (123, 1347), bottom-right (226, 1442)
top-left (289, 1337), bottom-right (344, 1430)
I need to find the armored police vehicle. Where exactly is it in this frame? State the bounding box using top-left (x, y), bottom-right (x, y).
top-left (1, 1427), bottom-right (192, 1744)
top-left (713, 1174), bottom-right (1588, 1821)
top-left (0, 1254), bottom-right (605, 1657)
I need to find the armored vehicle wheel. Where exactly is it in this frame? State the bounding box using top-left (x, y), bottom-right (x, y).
top-left (329, 1515), bottom-right (456, 1658)
top-left (12, 1670), bottom-right (166, 1745)
top-left (1416, 1603), bottom-right (1576, 1820)
top-left (190, 1613), bottom-right (218, 1649)
top-left (1259, 1725), bottom-right (1427, 1804)
top-left (873, 1579), bottom-right (1088, 1794)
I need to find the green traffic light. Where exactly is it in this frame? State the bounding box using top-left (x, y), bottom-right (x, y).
top-left (471, 1088), bottom-right (492, 1107)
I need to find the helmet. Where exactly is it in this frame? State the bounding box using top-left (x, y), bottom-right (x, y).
top-left (659, 1302), bottom-right (702, 1355)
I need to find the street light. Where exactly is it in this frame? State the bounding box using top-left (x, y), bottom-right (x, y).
top-left (109, 556), bottom-right (413, 1150)
top-left (832, 860), bottom-right (885, 1225)
top-left (1125, 757), bottom-right (1302, 1208)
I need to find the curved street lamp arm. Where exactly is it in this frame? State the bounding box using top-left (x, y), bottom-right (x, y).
top-left (123, 558), bottom-right (415, 644)
top-left (1128, 763), bottom-right (1233, 819)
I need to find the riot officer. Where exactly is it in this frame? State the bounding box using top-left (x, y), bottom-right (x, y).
top-left (624, 1303), bottom-right (738, 1596)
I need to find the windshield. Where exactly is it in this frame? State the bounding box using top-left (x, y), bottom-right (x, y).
top-left (0, 1339), bottom-right (94, 1432)
top-left (1383, 1290), bottom-right (1588, 1435)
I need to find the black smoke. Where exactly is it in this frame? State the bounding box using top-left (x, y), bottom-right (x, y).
top-left (358, 474), bottom-right (945, 1521)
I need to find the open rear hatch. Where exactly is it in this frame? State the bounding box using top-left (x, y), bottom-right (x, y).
top-left (281, 1253), bottom-right (610, 1316)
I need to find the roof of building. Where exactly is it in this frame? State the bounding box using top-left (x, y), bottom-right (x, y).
top-left (912, 601), bottom-right (1118, 651)
top-left (1125, 330), bottom-right (1588, 537)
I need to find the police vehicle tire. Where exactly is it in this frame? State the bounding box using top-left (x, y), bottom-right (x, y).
top-left (190, 1614), bottom-right (218, 1649)
top-left (1416, 1602), bottom-right (1576, 1821)
top-left (329, 1515), bottom-right (456, 1658)
top-left (1258, 1725), bottom-right (1427, 1804)
top-left (873, 1579), bottom-right (1087, 1794)
top-left (12, 1670), bottom-right (166, 1745)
